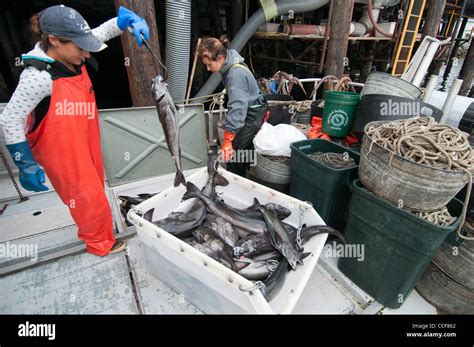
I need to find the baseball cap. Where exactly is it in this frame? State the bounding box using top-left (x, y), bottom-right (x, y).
top-left (39, 4), bottom-right (107, 52)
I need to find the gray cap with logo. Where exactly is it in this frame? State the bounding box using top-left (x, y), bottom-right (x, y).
top-left (39, 4), bottom-right (107, 52)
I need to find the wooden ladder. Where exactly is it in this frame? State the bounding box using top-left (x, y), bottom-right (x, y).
top-left (442, 0), bottom-right (463, 38)
top-left (391, 0), bottom-right (426, 76)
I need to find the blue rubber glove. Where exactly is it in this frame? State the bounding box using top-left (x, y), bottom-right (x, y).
top-left (117, 6), bottom-right (150, 46)
top-left (6, 141), bottom-right (49, 192)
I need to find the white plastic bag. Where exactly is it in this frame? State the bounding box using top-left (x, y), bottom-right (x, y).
top-left (253, 122), bottom-right (306, 157)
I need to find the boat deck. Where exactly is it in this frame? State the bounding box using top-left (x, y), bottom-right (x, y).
top-left (0, 177), bottom-right (437, 315)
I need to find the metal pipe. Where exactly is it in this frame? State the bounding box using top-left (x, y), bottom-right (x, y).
top-left (166, 0), bottom-right (191, 102)
top-left (351, 6), bottom-right (381, 36)
top-left (193, 0), bottom-right (330, 102)
top-left (283, 24), bottom-right (326, 35)
top-left (411, 40), bottom-right (441, 87)
top-left (367, 0), bottom-right (393, 37)
top-left (319, 0), bottom-right (334, 73)
top-left (440, 78), bottom-right (463, 124)
top-left (422, 74), bottom-right (439, 102)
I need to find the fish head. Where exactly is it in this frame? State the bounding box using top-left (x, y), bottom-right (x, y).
top-left (151, 75), bottom-right (168, 102)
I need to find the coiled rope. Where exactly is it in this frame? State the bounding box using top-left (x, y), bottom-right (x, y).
top-left (309, 151), bottom-right (357, 169)
top-left (415, 207), bottom-right (457, 227)
top-left (365, 117), bottom-right (474, 240)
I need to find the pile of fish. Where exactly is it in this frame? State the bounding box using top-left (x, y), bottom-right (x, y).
top-left (143, 155), bottom-right (347, 300)
top-left (119, 193), bottom-right (158, 226)
top-left (149, 74), bottom-right (346, 299)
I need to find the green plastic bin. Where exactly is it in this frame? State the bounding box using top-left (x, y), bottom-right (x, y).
top-left (289, 139), bottom-right (360, 231)
top-left (338, 179), bottom-right (463, 309)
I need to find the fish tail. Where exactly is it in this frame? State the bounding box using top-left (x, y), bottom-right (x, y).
top-left (182, 181), bottom-right (200, 201)
top-left (208, 155), bottom-right (229, 187)
top-left (288, 257), bottom-right (299, 271)
top-left (174, 169), bottom-right (187, 187)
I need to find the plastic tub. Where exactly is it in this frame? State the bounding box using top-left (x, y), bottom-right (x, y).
top-left (338, 179), bottom-right (462, 309)
top-left (289, 139), bottom-right (360, 231)
top-left (129, 167), bottom-right (328, 314)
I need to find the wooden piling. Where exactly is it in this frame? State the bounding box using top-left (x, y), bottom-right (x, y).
top-left (459, 38), bottom-right (474, 96)
top-left (421, 0), bottom-right (446, 40)
top-left (114, 0), bottom-right (162, 106)
top-left (324, 0), bottom-right (355, 79)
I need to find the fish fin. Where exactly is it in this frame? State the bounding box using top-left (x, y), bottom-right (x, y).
top-left (245, 200), bottom-right (259, 211)
top-left (253, 198), bottom-right (262, 209)
top-left (300, 252), bottom-right (312, 261)
top-left (182, 182), bottom-right (200, 201)
top-left (143, 208), bottom-right (155, 222)
top-left (174, 169), bottom-right (187, 187)
top-left (214, 173), bottom-right (229, 187)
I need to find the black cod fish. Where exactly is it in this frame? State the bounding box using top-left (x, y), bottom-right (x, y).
top-left (151, 74), bottom-right (186, 187)
top-left (193, 226), bottom-right (237, 271)
top-left (253, 198), bottom-right (303, 270)
top-left (147, 156), bottom-right (228, 237)
top-left (182, 182), bottom-right (267, 234)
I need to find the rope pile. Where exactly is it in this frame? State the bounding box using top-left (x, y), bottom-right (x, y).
top-left (265, 100), bottom-right (313, 114)
top-left (293, 100), bottom-right (313, 113)
top-left (365, 117), bottom-right (474, 171)
top-left (415, 207), bottom-right (457, 227)
top-left (308, 151), bottom-right (357, 169)
top-left (365, 117), bottom-right (474, 240)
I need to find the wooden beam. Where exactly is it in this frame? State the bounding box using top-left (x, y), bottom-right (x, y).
top-left (114, 0), bottom-right (162, 106)
top-left (422, 0), bottom-right (447, 41)
top-left (325, 0), bottom-right (355, 78)
top-left (250, 55), bottom-right (320, 67)
top-left (460, 38), bottom-right (474, 95)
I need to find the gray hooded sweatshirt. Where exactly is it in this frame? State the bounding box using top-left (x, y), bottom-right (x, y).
top-left (219, 49), bottom-right (265, 134)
